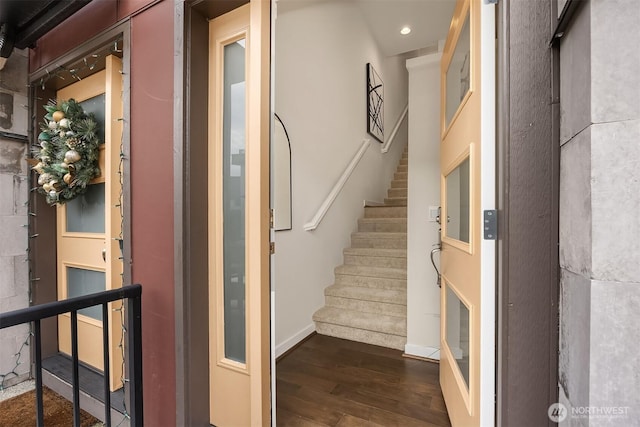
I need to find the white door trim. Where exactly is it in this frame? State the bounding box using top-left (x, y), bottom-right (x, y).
top-left (479, 2), bottom-right (497, 426)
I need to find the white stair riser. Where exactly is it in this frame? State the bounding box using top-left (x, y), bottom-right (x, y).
top-left (387, 188), bottom-right (407, 198)
top-left (383, 197), bottom-right (408, 206)
top-left (364, 206), bottom-right (407, 218)
top-left (344, 254), bottom-right (407, 269)
top-left (315, 323), bottom-right (405, 350)
top-left (394, 172), bottom-right (408, 180)
top-left (313, 308), bottom-right (406, 336)
top-left (325, 285), bottom-right (406, 304)
top-left (390, 180), bottom-right (408, 189)
top-left (335, 275), bottom-right (406, 290)
top-left (351, 236), bottom-right (407, 249)
top-left (325, 296), bottom-right (406, 317)
top-left (358, 220), bottom-right (407, 232)
top-left (336, 264), bottom-right (406, 280)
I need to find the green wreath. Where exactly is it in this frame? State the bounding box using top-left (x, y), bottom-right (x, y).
top-left (33, 99), bottom-right (101, 205)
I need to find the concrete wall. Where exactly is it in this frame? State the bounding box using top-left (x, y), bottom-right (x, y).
top-left (273, 0), bottom-right (408, 355)
top-left (559, 1), bottom-right (640, 425)
top-left (405, 52), bottom-right (441, 359)
top-left (0, 48), bottom-right (30, 387)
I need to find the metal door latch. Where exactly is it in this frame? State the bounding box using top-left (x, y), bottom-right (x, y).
top-left (484, 210), bottom-right (497, 240)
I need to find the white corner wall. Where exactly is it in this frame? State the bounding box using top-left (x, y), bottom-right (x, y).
top-left (405, 52), bottom-right (442, 359)
top-left (273, 0), bottom-right (408, 356)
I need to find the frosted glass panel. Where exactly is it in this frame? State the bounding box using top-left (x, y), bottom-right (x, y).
top-left (66, 183), bottom-right (105, 233)
top-left (445, 11), bottom-right (471, 127)
top-left (67, 267), bottom-right (105, 320)
top-left (445, 157), bottom-right (470, 243)
top-left (445, 284), bottom-right (470, 389)
top-left (223, 39), bottom-right (246, 364)
top-left (79, 94), bottom-right (105, 144)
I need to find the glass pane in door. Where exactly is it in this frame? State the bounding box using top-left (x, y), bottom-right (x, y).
top-left (223, 39), bottom-right (246, 363)
top-left (445, 157), bottom-right (470, 242)
top-left (67, 267), bottom-right (105, 320)
top-left (445, 283), bottom-right (470, 389)
top-left (445, 11), bottom-right (471, 127)
top-left (66, 183), bottom-right (105, 233)
top-left (79, 94), bottom-right (106, 144)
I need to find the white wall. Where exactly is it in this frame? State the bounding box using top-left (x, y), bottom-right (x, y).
top-left (405, 53), bottom-right (442, 359)
top-left (0, 48), bottom-right (30, 387)
top-left (273, 0), bottom-right (408, 355)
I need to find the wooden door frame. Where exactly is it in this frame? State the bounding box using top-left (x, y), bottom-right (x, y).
top-left (28, 22), bottom-right (132, 377)
top-left (173, 0), bottom-right (562, 425)
top-left (54, 56), bottom-right (125, 391)
top-left (174, 0), bottom-right (271, 425)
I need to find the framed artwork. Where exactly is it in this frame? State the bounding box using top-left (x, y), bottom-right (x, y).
top-left (366, 63), bottom-right (384, 143)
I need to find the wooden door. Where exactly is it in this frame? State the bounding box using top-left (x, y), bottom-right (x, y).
top-left (56, 55), bottom-right (124, 392)
top-left (439, 0), bottom-right (495, 425)
top-left (208, 1), bottom-right (271, 425)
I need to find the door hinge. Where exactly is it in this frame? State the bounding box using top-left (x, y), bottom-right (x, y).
top-left (483, 210), bottom-right (497, 240)
top-left (269, 209), bottom-right (274, 229)
top-left (270, 242), bottom-right (276, 254)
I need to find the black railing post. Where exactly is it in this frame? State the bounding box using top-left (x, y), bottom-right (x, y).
top-left (0, 284), bottom-right (143, 426)
top-left (127, 293), bottom-right (143, 427)
top-left (34, 319), bottom-right (44, 427)
top-left (70, 311), bottom-right (81, 427)
top-left (102, 303), bottom-right (112, 427)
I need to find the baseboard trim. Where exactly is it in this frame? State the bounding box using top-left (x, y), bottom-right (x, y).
top-left (275, 324), bottom-right (316, 360)
top-left (404, 343), bottom-right (440, 361)
top-left (403, 353), bottom-right (439, 364)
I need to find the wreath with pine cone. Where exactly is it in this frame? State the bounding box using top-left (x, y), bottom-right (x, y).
top-left (33, 99), bottom-right (101, 205)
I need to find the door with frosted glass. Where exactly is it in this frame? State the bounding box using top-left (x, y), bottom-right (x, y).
top-left (208, 2), bottom-right (271, 426)
top-left (439, 0), bottom-right (495, 425)
top-left (56, 55), bottom-right (124, 392)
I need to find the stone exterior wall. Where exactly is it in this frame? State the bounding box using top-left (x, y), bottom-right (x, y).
top-left (0, 48), bottom-right (30, 388)
top-left (559, 1), bottom-right (640, 425)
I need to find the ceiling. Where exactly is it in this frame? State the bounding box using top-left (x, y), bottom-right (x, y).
top-left (0, 0), bottom-right (455, 60)
top-left (356, 0), bottom-right (456, 57)
top-left (277, 0), bottom-right (457, 58)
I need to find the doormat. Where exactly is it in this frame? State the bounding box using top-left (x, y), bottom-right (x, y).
top-left (0, 385), bottom-right (101, 427)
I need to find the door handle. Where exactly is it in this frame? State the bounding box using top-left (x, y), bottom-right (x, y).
top-left (431, 206), bottom-right (442, 288)
top-left (430, 245), bottom-right (441, 288)
top-left (102, 248), bottom-right (106, 262)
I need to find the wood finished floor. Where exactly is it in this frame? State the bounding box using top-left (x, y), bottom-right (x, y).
top-left (276, 334), bottom-right (451, 427)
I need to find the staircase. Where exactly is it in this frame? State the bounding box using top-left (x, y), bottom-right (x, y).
top-left (313, 147), bottom-right (408, 350)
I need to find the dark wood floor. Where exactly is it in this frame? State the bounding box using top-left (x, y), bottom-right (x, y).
top-left (276, 334), bottom-right (451, 427)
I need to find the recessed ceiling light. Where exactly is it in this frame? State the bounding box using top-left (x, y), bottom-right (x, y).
top-left (400, 26), bottom-right (411, 35)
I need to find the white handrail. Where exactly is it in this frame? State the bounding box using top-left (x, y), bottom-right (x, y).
top-left (381, 103), bottom-right (408, 154)
top-left (304, 138), bottom-right (372, 231)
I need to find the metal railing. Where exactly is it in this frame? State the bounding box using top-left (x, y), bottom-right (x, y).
top-left (0, 284), bottom-right (143, 427)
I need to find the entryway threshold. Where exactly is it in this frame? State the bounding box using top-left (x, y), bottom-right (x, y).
top-left (42, 353), bottom-right (128, 426)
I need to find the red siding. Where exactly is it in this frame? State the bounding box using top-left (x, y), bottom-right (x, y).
top-left (117, 0), bottom-right (158, 21)
top-left (129, 1), bottom-right (176, 424)
top-left (29, 0), bottom-right (118, 72)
